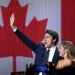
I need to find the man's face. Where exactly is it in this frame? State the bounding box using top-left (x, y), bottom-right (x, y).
top-left (43, 33), bottom-right (54, 48)
top-left (59, 45), bottom-right (66, 57)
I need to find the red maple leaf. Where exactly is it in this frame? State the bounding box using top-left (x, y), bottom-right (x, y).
top-left (0, 0), bottom-right (47, 71)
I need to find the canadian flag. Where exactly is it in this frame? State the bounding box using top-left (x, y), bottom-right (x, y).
top-left (0, 0), bottom-right (75, 75)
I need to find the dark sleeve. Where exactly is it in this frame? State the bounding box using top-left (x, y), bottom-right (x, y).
top-left (14, 29), bottom-right (38, 52)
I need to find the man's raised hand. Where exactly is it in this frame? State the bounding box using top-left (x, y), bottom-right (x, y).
top-left (10, 13), bottom-right (16, 30)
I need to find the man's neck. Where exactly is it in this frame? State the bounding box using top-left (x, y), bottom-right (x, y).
top-left (48, 46), bottom-right (56, 50)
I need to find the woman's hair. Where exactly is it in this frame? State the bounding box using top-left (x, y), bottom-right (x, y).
top-left (60, 41), bottom-right (73, 50)
top-left (67, 45), bottom-right (75, 59)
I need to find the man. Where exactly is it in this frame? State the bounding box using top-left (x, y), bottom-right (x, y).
top-left (10, 14), bottom-right (60, 75)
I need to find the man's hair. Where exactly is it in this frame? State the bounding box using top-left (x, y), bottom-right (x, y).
top-left (60, 41), bottom-right (73, 50)
top-left (45, 29), bottom-right (59, 46)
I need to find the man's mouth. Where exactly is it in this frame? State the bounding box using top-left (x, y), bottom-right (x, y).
top-left (45, 42), bottom-right (47, 44)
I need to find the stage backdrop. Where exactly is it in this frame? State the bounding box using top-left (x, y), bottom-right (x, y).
top-left (0, 0), bottom-right (75, 75)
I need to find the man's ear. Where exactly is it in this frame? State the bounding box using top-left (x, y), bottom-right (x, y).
top-left (53, 39), bottom-right (56, 43)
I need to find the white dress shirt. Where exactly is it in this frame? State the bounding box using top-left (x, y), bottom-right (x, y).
top-left (48, 46), bottom-right (56, 62)
top-left (12, 27), bottom-right (17, 32)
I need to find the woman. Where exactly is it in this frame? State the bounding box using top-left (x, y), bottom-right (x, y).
top-left (56, 41), bottom-right (73, 69)
top-left (55, 41), bottom-right (75, 75)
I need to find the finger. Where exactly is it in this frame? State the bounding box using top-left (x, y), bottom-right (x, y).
top-left (10, 17), bottom-right (11, 21)
top-left (12, 13), bottom-right (14, 17)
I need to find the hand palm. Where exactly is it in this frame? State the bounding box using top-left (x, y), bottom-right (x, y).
top-left (10, 14), bottom-right (15, 27)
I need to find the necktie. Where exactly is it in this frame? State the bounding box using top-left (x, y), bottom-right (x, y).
top-left (43, 50), bottom-right (50, 64)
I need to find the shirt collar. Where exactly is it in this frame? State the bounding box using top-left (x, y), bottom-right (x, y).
top-left (46, 46), bottom-right (56, 51)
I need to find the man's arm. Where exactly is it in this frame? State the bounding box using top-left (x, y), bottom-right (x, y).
top-left (10, 14), bottom-right (38, 52)
top-left (15, 28), bottom-right (38, 51)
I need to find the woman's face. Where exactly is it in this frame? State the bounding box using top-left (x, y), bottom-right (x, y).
top-left (59, 45), bottom-right (66, 57)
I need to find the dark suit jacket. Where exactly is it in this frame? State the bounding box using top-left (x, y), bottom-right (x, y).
top-left (15, 29), bottom-right (60, 65)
